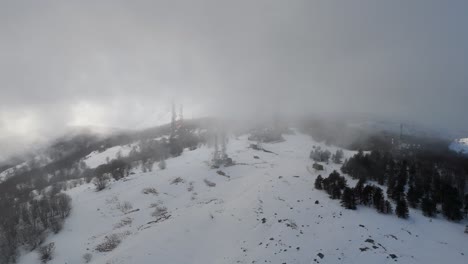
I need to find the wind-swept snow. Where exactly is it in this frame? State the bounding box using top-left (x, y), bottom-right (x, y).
top-left (18, 132), bottom-right (468, 264)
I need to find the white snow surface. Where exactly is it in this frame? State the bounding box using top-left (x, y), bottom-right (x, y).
top-left (0, 161), bottom-right (27, 183)
top-left (83, 143), bottom-right (138, 169)
top-left (450, 138), bottom-right (468, 154)
top-left (18, 132), bottom-right (468, 264)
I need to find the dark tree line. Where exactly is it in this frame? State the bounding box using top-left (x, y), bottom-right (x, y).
top-left (0, 190), bottom-right (71, 263)
top-left (315, 172), bottom-right (401, 217)
top-left (341, 149), bottom-right (467, 221)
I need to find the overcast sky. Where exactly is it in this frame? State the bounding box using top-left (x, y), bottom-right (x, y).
top-left (1, 0), bottom-right (468, 159)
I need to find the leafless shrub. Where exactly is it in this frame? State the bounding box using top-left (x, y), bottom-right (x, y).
top-left (187, 181), bottom-right (194, 192)
top-left (38, 242), bottom-right (55, 263)
top-left (114, 217), bottom-right (133, 229)
top-left (106, 195), bottom-right (119, 205)
top-left (50, 219), bottom-right (63, 234)
top-left (171, 177), bottom-right (184, 185)
top-left (142, 187), bottom-right (158, 195)
top-left (95, 234), bottom-right (121, 252)
top-left (82, 253), bottom-right (93, 263)
top-left (93, 173), bottom-right (110, 191)
top-left (151, 206), bottom-right (168, 218)
top-left (117, 201), bottom-right (133, 213)
top-left (204, 179), bottom-right (216, 187)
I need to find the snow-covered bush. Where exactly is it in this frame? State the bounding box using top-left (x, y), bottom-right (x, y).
top-left (332, 149), bottom-right (344, 164)
top-left (171, 177), bottom-right (184, 185)
top-left (38, 242), bottom-right (55, 263)
top-left (82, 253), bottom-right (92, 263)
top-left (142, 187), bottom-right (158, 195)
top-left (95, 234), bottom-right (121, 252)
top-left (93, 173), bottom-right (110, 191)
top-left (310, 146), bottom-right (331, 163)
top-left (158, 159), bottom-right (166, 170)
top-left (152, 206), bottom-right (168, 218)
top-left (204, 179), bottom-right (216, 187)
top-left (114, 217), bottom-right (133, 229)
top-left (117, 201), bottom-right (133, 213)
top-left (50, 219), bottom-right (63, 234)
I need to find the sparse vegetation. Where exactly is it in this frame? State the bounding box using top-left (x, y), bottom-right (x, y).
top-left (332, 149), bottom-right (344, 164)
top-left (142, 187), bottom-right (158, 195)
top-left (117, 201), bottom-right (133, 213)
top-left (152, 206), bottom-right (168, 218)
top-left (95, 234), bottom-right (122, 252)
top-left (82, 253), bottom-right (93, 263)
top-left (204, 179), bottom-right (216, 187)
top-left (310, 146), bottom-right (331, 163)
top-left (114, 217), bottom-right (133, 229)
top-left (38, 242), bottom-right (55, 263)
top-left (0, 120), bottom-right (207, 263)
top-left (171, 177), bottom-right (185, 185)
top-left (93, 173), bottom-right (110, 191)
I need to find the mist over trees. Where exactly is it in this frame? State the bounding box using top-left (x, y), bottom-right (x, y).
top-left (0, 118), bottom-right (208, 263)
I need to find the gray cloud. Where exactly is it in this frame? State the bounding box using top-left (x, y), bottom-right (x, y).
top-left (1, 0), bottom-right (468, 159)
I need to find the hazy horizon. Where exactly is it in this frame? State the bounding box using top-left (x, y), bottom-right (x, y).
top-left (1, 0), bottom-right (468, 160)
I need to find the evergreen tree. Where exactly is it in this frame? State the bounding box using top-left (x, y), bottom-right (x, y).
top-left (314, 175), bottom-right (323, 190)
top-left (373, 187), bottom-right (384, 212)
top-left (321, 177), bottom-right (330, 193)
top-left (332, 149), bottom-right (344, 164)
top-left (377, 172), bottom-right (386, 186)
top-left (169, 137), bottom-right (183, 157)
top-left (396, 197), bottom-right (409, 219)
top-left (421, 195), bottom-right (437, 217)
top-left (441, 186), bottom-right (463, 221)
top-left (464, 194), bottom-right (468, 217)
top-left (361, 185), bottom-right (374, 206)
top-left (406, 185), bottom-right (420, 208)
top-left (354, 179), bottom-right (365, 204)
top-left (331, 185), bottom-right (342, 200)
top-left (386, 175), bottom-right (397, 201)
top-left (341, 187), bottom-right (356, 209)
top-left (383, 200), bottom-right (393, 214)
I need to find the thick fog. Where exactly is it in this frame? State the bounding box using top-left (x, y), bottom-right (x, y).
top-left (1, 0), bottom-right (468, 160)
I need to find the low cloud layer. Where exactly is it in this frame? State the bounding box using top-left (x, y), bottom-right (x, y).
top-left (1, 0), bottom-right (468, 159)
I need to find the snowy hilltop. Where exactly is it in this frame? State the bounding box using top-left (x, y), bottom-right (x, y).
top-left (450, 138), bottom-right (468, 154)
top-left (15, 131), bottom-right (468, 264)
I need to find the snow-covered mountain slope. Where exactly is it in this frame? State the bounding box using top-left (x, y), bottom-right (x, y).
top-left (450, 138), bottom-right (468, 154)
top-left (83, 143), bottom-right (138, 169)
top-left (18, 133), bottom-right (468, 264)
